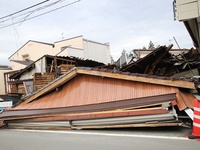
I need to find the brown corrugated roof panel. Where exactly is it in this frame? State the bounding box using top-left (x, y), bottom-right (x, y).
top-left (0, 67), bottom-right (196, 122)
top-left (9, 67), bottom-right (195, 109)
top-left (0, 93), bottom-right (177, 120)
top-left (12, 74), bottom-right (179, 110)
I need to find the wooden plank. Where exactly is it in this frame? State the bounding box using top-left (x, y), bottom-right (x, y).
top-left (71, 122), bottom-right (182, 129)
top-left (3, 107), bottom-right (168, 122)
top-left (122, 103), bottom-right (164, 110)
top-left (20, 69), bottom-right (77, 105)
top-left (6, 122), bottom-right (181, 130)
top-left (7, 126), bottom-right (71, 130)
top-left (60, 64), bottom-right (75, 74)
top-left (176, 90), bottom-right (196, 110)
top-left (34, 73), bottom-right (55, 91)
top-left (76, 68), bottom-right (195, 89)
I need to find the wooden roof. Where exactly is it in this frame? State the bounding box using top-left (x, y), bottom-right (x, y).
top-left (12, 67), bottom-right (195, 109)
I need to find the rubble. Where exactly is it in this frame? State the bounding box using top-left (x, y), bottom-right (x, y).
top-left (0, 45), bottom-right (200, 130)
top-left (121, 45), bottom-right (200, 78)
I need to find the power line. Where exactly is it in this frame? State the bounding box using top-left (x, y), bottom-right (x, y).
top-left (0, 0), bottom-right (81, 29)
top-left (0, 0), bottom-right (65, 24)
top-left (16, 0), bottom-right (65, 27)
top-left (0, 0), bottom-right (50, 20)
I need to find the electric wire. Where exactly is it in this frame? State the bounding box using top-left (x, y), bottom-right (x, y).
top-left (0, 0), bottom-right (66, 24)
top-left (0, 0), bottom-right (81, 29)
top-left (0, 0), bottom-right (50, 20)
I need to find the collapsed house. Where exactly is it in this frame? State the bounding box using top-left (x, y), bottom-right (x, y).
top-left (4, 55), bottom-right (105, 97)
top-left (121, 45), bottom-right (200, 78)
top-left (0, 45), bottom-right (199, 130)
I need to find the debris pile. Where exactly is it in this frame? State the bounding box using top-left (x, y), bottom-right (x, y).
top-left (0, 45), bottom-right (200, 130)
top-left (122, 45), bottom-right (200, 78)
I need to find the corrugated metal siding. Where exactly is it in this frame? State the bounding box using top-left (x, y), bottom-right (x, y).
top-left (0, 94), bottom-right (176, 119)
top-left (14, 74), bottom-right (179, 110)
top-left (7, 108), bottom-right (167, 122)
top-left (72, 113), bottom-right (175, 126)
top-left (7, 112), bottom-right (175, 128)
top-left (176, 91), bottom-right (196, 110)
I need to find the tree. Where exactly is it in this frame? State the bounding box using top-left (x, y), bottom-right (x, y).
top-left (148, 41), bottom-right (155, 49)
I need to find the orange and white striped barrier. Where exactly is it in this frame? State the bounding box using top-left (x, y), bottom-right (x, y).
top-left (188, 99), bottom-right (200, 139)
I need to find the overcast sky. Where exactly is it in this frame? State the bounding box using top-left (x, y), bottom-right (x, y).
top-left (0, 0), bottom-right (193, 65)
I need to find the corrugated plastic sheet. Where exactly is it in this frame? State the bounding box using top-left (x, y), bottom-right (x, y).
top-left (13, 74), bottom-right (179, 110)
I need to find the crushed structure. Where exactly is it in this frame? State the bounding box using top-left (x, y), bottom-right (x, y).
top-left (4, 55), bottom-right (105, 96)
top-left (0, 44), bottom-right (200, 130)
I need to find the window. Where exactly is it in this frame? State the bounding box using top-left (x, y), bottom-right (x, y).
top-left (22, 54), bottom-right (30, 61)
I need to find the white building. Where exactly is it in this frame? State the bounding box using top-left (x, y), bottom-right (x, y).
top-left (9, 35), bottom-right (111, 70)
top-left (174, 0), bottom-right (200, 50)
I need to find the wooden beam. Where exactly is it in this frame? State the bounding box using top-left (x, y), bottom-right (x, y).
top-left (76, 68), bottom-right (195, 89)
top-left (2, 108), bottom-right (167, 122)
top-left (71, 122), bottom-right (182, 129)
top-left (6, 122), bottom-right (181, 130)
top-left (7, 126), bottom-right (71, 130)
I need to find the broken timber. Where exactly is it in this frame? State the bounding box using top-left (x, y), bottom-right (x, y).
top-left (16, 67), bottom-right (195, 107)
top-left (0, 66), bottom-right (197, 130)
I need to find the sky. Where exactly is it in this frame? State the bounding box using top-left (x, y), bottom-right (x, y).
top-left (0, 0), bottom-right (194, 65)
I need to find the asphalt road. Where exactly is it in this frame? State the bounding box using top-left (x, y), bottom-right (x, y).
top-left (0, 127), bottom-right (199, 150)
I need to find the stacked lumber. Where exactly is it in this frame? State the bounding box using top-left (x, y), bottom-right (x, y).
top-left (59, 64), bottom-right (75, 74)
top-left (17, 83), bottom-right (26, 95)
top-left (34, 73), bottom-right (55, 91)
top-left (9, 83), bottom-right (17, 93)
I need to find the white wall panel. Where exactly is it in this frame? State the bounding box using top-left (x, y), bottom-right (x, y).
top-left (176, 0), bottom-right (197, 6)
top-left (177, 1), bottom-right (198, 20)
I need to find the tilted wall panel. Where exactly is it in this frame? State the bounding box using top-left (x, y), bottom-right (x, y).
top-left (14, 74), bottom-right (179, 110)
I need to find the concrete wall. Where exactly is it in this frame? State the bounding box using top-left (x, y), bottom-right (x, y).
top-left (83, 39), bottom-right (111, 64)
top-left (35, 57), bottom-right (46, 73)
top-left (20, 57), bottom-right (46, 80)
top-left (54, 36), bottom-right (111, 64)
top-left (54, 36), bottom-right (84, 53)
top-left (9, 62), bottom-right (27, 71)
top-left (57, 47), bottom-right (84, 58)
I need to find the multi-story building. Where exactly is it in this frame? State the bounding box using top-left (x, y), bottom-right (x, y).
top-left (174, 0), bottom-right (200, 51)
top-left (9, 35), bottom-right (111, 70)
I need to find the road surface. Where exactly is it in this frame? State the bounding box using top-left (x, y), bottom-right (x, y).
top-left (0, 127), bottom-right (199, 150)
